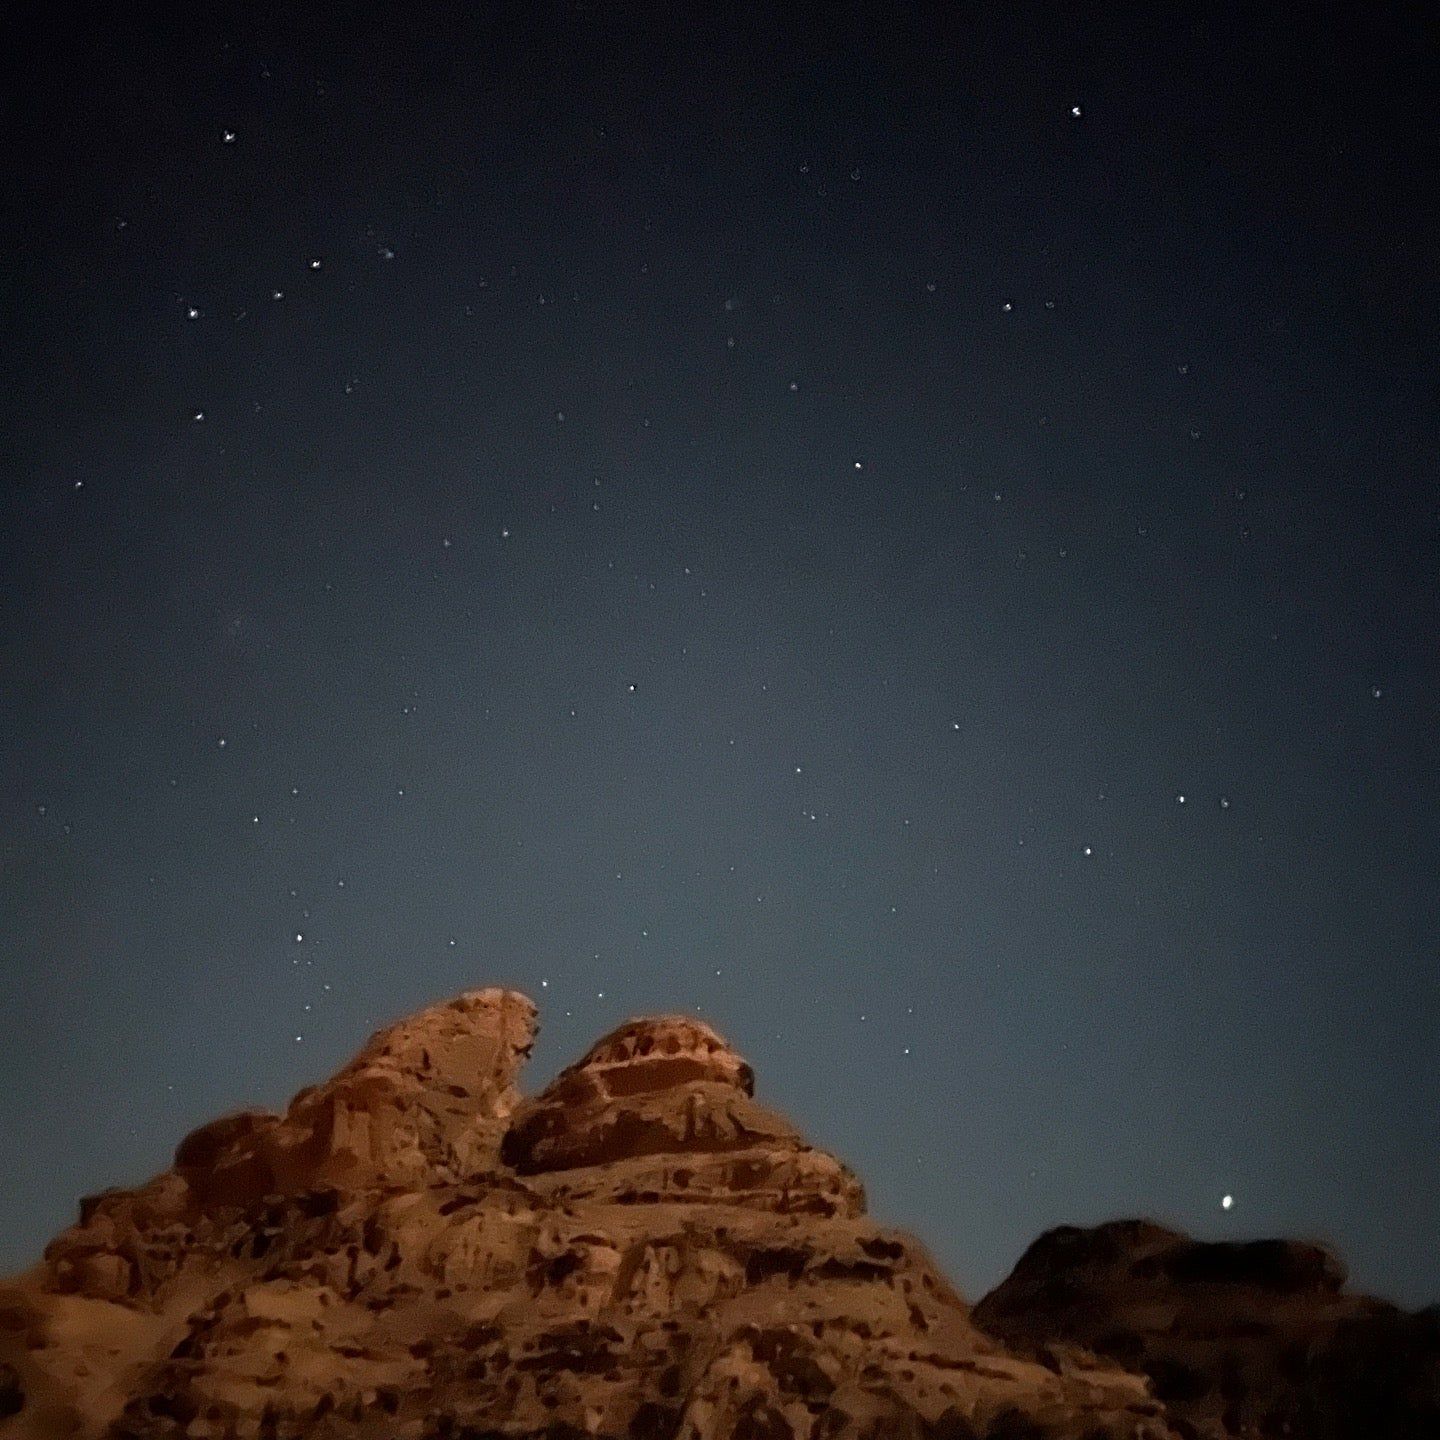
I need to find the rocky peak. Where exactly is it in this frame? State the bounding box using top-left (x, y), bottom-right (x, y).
top-left (6, 989), bottom-right (1432, 1440)
top-left (330, 986), bottom-right (539, 1110)
top-left (974, 1218), bottom-right (1436, 1440)
top-left (0, 991), bottom-right (1179, 1439)
top-left (500, 1017), bottom-right (862, 1218)
top-left (565, 1016), bottom-right (757, 1100)
top-left (170, 987), bottom-right (539, 1212)
top-left (984, 1219), bottom-right (1349, 1304)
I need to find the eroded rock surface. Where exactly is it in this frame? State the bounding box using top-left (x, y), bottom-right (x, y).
top-left (974, 1219), bottom-right (1440, 1440)
top-left (174, 987), bottom-right (539, 1210)
top-left (501, 1016), bottom-right (865, 1218)
top-left (0, 992), bottom-right (1177, 1440)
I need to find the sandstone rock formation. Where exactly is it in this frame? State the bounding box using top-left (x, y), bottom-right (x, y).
top-left (973, 1219), bottom-right (1440, 1440)
top-left (0, 990), bottom-right (1177, 1440)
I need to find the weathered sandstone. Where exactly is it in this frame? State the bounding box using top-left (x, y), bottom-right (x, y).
top-left (0, 990), bottom-right (1174, 1440)
top-left (6, 990), bottom-right (1433, 1439)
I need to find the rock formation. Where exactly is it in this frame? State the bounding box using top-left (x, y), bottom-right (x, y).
top-left (0, 990), bottom-right (1175, 1440)
top-left (973, 1219), bottom-right (1440, 1440)
top-left (0, 989), bottom-right (1432, 1439)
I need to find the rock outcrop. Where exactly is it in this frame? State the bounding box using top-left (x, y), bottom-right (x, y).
top-left (0, 990), bottom-right (1177, 1440)
top-left (5, 992), bottom-right (1434, 1439)
top-left (501, 1016), bottom-right (864, 1218)
top-left (174, 988), bottom-right (538, 1209)
top-left (974, 1219), bottom-right (1440, 1440)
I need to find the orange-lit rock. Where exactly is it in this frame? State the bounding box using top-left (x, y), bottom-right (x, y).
top-left (173, 988), bottom-right (539, 1209)
top-left (502, 1016), bottom-right (864, 1219)
top-left (1, 994), bottom-right (1184, 1439)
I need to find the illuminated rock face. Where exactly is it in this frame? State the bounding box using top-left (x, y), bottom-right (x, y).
top-left (501, 1017), bottom-right (864, 1219)
top-left (172, 988), bottom-right (540, 1210)
top-left (564, 1017), bottom-right (759, 1097)
top-left (1, 994), bottom-right (1186, 1440)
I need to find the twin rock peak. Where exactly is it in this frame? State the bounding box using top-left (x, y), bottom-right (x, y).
top-left (2, 987), bottom-right (1432, 1440)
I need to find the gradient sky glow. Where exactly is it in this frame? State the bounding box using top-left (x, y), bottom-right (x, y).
top-left (3, 4), bottom-right (1437, 1307)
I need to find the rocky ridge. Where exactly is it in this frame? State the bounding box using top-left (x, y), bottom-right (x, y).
top-left (0, 991), bottom-right (1172, 1440)
top-left (0, 989), bottom-right (1432, 1439)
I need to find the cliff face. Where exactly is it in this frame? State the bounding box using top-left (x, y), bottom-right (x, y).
top-left (0, 991), bottom-right (1433, 1440)
top-left (0, 991), bottom-right (1173, 1440)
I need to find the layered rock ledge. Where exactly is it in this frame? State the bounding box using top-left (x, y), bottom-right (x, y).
top-left (501, 1016), bottom-right (864, 1218)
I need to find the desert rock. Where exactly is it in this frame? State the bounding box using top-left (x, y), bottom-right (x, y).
top-left (0, 990), bottom-right (1175, 1440)
top-left (974, 1218), bottom-right (1440, 1439)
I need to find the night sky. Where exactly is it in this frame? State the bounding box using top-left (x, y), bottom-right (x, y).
top-left (3, 5), bottom-right (1438, 1307)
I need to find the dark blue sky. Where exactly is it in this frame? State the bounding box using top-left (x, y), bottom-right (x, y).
top-left (3, 3), bottom-right (1437, 1306)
